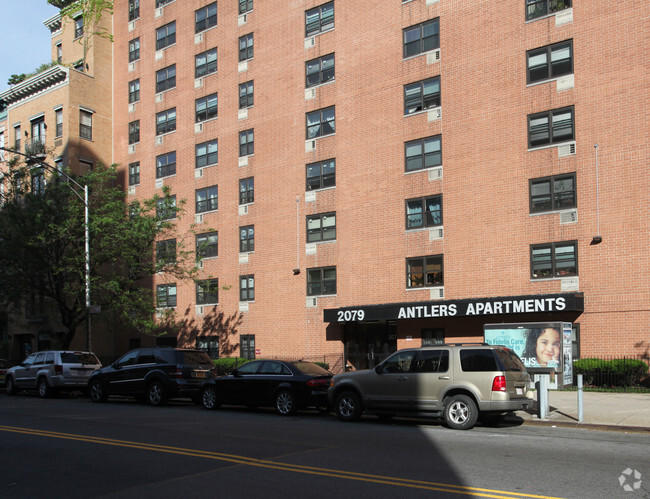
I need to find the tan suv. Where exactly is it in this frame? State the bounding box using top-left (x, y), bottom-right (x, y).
top-left (328, 343), bottom-right (532, 430)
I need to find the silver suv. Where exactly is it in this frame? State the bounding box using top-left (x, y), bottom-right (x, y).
top-left (328, 343), bottom-right (532, 430)
top-left (5, 350), bottom-right (101, 398)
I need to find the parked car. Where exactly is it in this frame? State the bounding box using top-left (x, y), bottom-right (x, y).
top-left (201, 359), bottom-right (332, 416)
top-left (328, 343), bottom-right (533, 430)
top-left (88, 347), bottom-right (215, 406)
top-left (0, 359), bottom-right (14, 387)
top-left (5, 351), bottom-right (101, 397)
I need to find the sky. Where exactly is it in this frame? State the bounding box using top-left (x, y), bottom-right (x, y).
top-left (0, 1), bottom-right (61, 92)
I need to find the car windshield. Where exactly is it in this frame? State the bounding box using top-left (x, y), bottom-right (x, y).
top-left (292, 361), bottom-right (330, 376)
top-left (61, 352), bottom-right (100, 365)
top-left (493, 348), bottom-right (527, 372)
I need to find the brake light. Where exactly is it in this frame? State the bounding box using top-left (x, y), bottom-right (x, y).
top-left (54, 364), bottom-right (63, 375)
top-left (307, 378), bottom-right (329, 387)
top-left (492, 375), bottom-right (506, 392)
top-left (171, 365), bottom-right (183, 379)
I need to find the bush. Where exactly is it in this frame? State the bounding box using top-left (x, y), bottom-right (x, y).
top-left (313, 361), bottom-right (330, 371)
top-left (573, 358), bottom-right (649, 387)
top-left (213, 357), bottom-right (250, 375)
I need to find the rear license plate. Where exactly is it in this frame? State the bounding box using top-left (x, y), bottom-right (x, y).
top-left (516, 387), bottom-right (524, 395)
top-left (194, 371), bottom-right (208, 379)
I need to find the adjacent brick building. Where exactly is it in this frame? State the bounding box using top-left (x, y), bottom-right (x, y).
top-left (108, 0), bottom-right (647, 370)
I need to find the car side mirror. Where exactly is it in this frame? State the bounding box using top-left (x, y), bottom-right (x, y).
top-left (112, 362), bottom-right (121, 369)
top-left (374, 365), bottom-right (383, 375)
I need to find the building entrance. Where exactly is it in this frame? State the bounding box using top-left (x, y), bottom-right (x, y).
top-left (344, 321), bottom-right (397, 371)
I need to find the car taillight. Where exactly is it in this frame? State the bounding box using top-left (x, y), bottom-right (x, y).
top-left (171, 365), bottom-right (183, 378)
top-left (492, 375), bottom-right (506, 392)
top-left (54, 364), bottom-right (63, 375)
top-left (307, 378), bottom-right (330, 387)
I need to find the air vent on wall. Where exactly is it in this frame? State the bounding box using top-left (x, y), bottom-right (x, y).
top-left (238, 61), bottom-right (248, 73)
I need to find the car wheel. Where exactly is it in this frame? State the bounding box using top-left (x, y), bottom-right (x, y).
top-left (146, 381), bottom-right (167, 406)
top-left (202, 385), bottom-right (220, 410)
top-left (38, 377), bottom-right (53, 398)
top-left (444, 394), bottom-right (478, 430)
top-left (5, 376), bottom-right (17, 395)
top-left (89, 380), bottom-right (108, 402)
top-left (275, 390), bottom-right (297, 416)
top-left (335, 390), bottom-right (362, 422)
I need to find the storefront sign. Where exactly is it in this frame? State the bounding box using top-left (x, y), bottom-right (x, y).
top-left (323, 293), bottom-right (583, 323)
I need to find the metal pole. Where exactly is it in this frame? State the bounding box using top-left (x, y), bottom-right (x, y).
top-left (538, 375), bottom-right (549, 419)
top-left (85, 184), bottom-right (91, 351)
top-left (577, 374), bottom-right (584, 423)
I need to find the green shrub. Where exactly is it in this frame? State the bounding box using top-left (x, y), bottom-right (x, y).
top-left (213, 357), bottom-right (250, 375)
top-left (314, 362), bottom-right (330, 371)
top-left (573, 358), bottom-right (649, 387)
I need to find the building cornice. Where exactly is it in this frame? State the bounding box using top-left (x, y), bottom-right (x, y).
top-left (0, 66), bottom-right (69, 106)
top-left (43, 13), bottom-right (63, 33)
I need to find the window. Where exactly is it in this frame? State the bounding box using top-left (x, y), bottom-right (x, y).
top-left (240, 334), bottom-right (255, 359)
top-left (403, 19), bottom-right (439, 58)
top-left (196, 139), bottom-right (218, 168)
top-left (530, 173), bottom-right (576, 213)
top-left (79, 110), bottom-right (92, 140)
top-left (531, 241), bottom-right (577, 278)
top-left (14, 125), bottom-right (21, 151)
top-left (528, 106), bottom-right (574, 148)
top-left (306, 54), bottom-right (334, 87)
top-left (379, 350), bottom-right (416, 374)
top-left (195, 93), bottom-right (218, 122)
top-left (239, 0), bottom-right (253, 14)
top-left (239, 225), bottom-right (254, 252)
top-left (56, 43), bottom-right (63, 64)
top-left (239, 129), bottom-right (254, 156)
top-left (156, 151), bottom-right (176, 179)
top-left (128, 79), bottom-right (140, 103)
top-left (197, 337), bottom-right (219, 359)
top-left (307, 267), bottom-right (336, 296)
top-left (156, 239), bottom-right (176, 264)
top-left (239, 81), bottom-right (254, 109)
top-left (195, 48), bottom-right (217, 78)
top-left (196, 2), bottom-right (217, 33)
top-left (74, 16), bottom-right (84, 39)
top-left (305, 2), bottom-right (334, 37)
top-left (407, 255), bottom-right (443, 288)
top-left (306, 106), bottom-right (335, 139)
top-left (128, 162), bottom-right (140, 186)
top-left (196, 278), bottom-right (219, 305)
top-left (156, 283), bottom-right (177, 308)
top-left (526, 0), bottom-right (571, 21)
top-left (196, 185), bottom-right (218, 213)
top-left (239, 33), bottom-right (253, 62)
top-left (404, 77), bottom-right (440, 115)
top-left (196, 232), bottom-right (218, 259)
top-left (55, 109), bottom-right (63, 138)
top-left (239, 177), bottom-right (254, 204)
top-left (156, 22), bottom-right (176, 50)
top-left (240, 275), bottom-right (255, 301)
top-left (156, 108), bottom-right (176, 135)
top-left (129, 0), bottom-right (139, 21)
top-left (405, 135), bottom-right (441, 172)
top-left (31, 169), bottom-right (45, 195)
top-left (156, 195), bottom-right (176, 220)
top-left (128, 38), bottom-right (140, 62)
top-left (307, 212), bottom-right (336, 242)
top-left (306, 159), bottom-right (335, 191)
top-left (156, 0), bottom-right (173, 7)
top-left (527, 40), bottom-right (572, 84)
top-left (156, 65), bottom-right (176, 93)
top-left (128, 120), bottom-right (140, 145)
top-left (406, 195), bottom-right (442, 229)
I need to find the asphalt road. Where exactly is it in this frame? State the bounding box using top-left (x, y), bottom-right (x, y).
top-left (1, 393), bottom-right (649, 499)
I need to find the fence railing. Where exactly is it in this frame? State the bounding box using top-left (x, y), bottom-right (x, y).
top-left (572, 355), bottom-right (649, 392)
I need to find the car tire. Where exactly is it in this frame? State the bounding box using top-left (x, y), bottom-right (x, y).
top-left (202, 385), bottom-right (220, 410)
top-left (37, 377), bottom-right (53, 398)
top-left (146, 380), bottom-right (167, 406)
top-left (335, 390), bottom-right (362, 422)
top-left (444, 394), bottom-right (478, 430)
top-left (275, 390), bottom-right (297, 416)
top-left (5, 376), bottom-right (17, 395)
top-left (89, 380), bottom-right (108, 402)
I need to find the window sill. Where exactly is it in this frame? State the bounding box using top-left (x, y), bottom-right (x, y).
top-left (527, 140), bottom-right (575, 152)
top-left (526, 74), bottom-right (574, 88)
top-left (306, 79), bottom-right (335, 91)
top-left (197, 208), bottom-right (218, 216)
top-left (529, 208), bottom-right (577, 217)
top-left (196, 116), bottom-right (218, 126)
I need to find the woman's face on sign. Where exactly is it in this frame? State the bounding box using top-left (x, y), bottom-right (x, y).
top-left (536, 328), bottom-right (561, 366)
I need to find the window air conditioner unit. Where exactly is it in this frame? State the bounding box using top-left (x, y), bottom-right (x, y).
top-left (238, 108), bottom-right (248, 120)
top-left (128, 21), bottom-right (135, 32)
top-left (239, 204), bottom-right (249, 215)
top-left (557, 142), bottom-right (576, 157)
top-left (429, 227), bottom-right (443, 241)
top-left (426, 49), bottom-right (441, 65)
top-left (194, 77), bottom-right (203, 88)
top-left (155, 7), bottom-right (163, 17)
top-left (195, 122), bottom-right (203, 133)
top-left (128, 144), bottom-right (136, 154)
top-left (560, 209), bottom-right (578, 224)
top-left (306, 297), bottom-right (318, 308)
top-left (195, 168), bottom-right (203, 178)
top-left (195, 214), bottom-right (204, 224)
top-left (155, 178), bottom-right (163, 189)
top-left (155, 50), bottom-right (163, 61)
top-left (238, 13), bottom-right (247, 26)
top-left (195, 305), bottom-right (204, 316)
top-left (305, 88), bottom-right (316, 101)
top-left (128, 62), bottom-right (135, 72)
top-left (305, 140), bottom-right (315, 153)
top-left (128, 186), bottom-right (135, 195)
top-left (194, 33), bottom-right (203, 44)
top-left (238, 61), bottom-right (248, 73)
top-left (428, 167), bottom-right (442, 181)
top-left (304, 37), bottom-right (315, 50)
top-left (155, 136), bottom-right (163, 145)
top-left (428, 107), bottom-right (442, 122)
top-left (430, 287), bottom-right (444, 300)
top-left (128, 103), bottom-right (135, 113)
top-left (238, 155), bottom-right (248, 167)
top-left (155, 93), bottom-right (163, 103)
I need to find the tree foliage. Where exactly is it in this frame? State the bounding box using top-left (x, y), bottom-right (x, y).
top-left (0, 159), bottom-right (196, 348)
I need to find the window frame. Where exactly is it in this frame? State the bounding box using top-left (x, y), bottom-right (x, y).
top-left (239, 225), bottom-right (255, 253)
top-left (306, 106), bottom-right (335, 139)
top-left (156, 151), bottom-right (176, 179)
top-left (404, 135), bottom-right (442, 172)
top-left (156, 195), bottom-right (177, 221)
top-left (196, 278), bottom-right (219, 305)
top-left (128, 0), bottom-right (140, 21)
top-left (128, 161), bottom-right (140, 186)
top-left (305, 53), bottom-right (335, 88)
top-left (307, 212), bottom-right (336, 243)
top-left (239, 80), bottom-right (254, 109)
top-left (128, 120), bottom-right (140, 145)
top-left (405, 195), bottom-right (443, 230)
top-left (239, 177), bottom-right (254, 204)
top-left (531, 241), bottom-right (578, 279)
top-left (195, 48), bottom-right (218, 78)
top-left (239, 129), bottom-right (254, 157)
top-left (79, 110), bottom-right (92, 141)
top-left (404, 77), bottom-right (441, 115)
top-left (196, 185), bottom-right (219, 214)
top-left (55, 108), bottom-right (63, 138)
top-left (156, 238), bottom-right (176, 264)
top-left (529, 173), bottom-right (577, 213)
top-left (403, 18), bottom-right (440, 59)
top-left (239, 0), bottom-right (253, 15)
top-left (406, 255), bottom-right (443, 288)
top-left (155, 65), bottom-right (176, 94)
top-left (526, 0), bottom-right (572, 21)
top-left (156, 283), bottom-right (177, 308)
top-left (238, 33), bottom-right (254, 62)
top-left (195, 93), bottom-right (218, 123)
top-left (305, 2), bottom-right (334, 37)
top-left (128, 79), bottom-right (140, 103)
top-left (74, 16), bottom-right (84, 39)
top-left (195, 139), bottom-right (218, 168)
top-left (306, 158), bottom-right (335, 191)
top-left (196, 231), bottom-right (218, 259)
top-left (307, 266), bottom-right (336, 296)
top-left (128, 38), bottom-right (140, 62)
top-left (527, 106), bottom-right (574, 148)
top-left (156, 21), bottom-right (176, 51)
top-left (527, 40), bottom-right (573, 84)
top-left (240, 274), bottom-right (255, 301)
top-left (195, 2), bottom-right (218, 33)
top-left (156, 108), bottom-right (176, 135)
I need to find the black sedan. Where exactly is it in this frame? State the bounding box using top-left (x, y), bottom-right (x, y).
top-left (201, 360), bottom-right (332, 415)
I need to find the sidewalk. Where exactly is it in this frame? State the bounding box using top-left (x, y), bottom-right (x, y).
top-left (514, 390), bottom-right (650, 432)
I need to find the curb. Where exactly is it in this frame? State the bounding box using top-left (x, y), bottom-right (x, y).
top-left (519, 417), bottom-right (650, 434)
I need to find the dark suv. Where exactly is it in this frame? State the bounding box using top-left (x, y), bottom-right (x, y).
top-left (88, 347), bottom-right (215, 406)
top-left (328, 344), bottom-right (532, 430)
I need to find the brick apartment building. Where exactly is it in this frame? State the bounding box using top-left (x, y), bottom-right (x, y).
top-left (110, 0), bottom-right (648, 371)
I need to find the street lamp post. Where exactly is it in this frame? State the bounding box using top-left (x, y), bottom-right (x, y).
top-left (0, 146), bottom-right (92, 350)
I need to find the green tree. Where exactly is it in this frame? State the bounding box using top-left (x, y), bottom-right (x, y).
top-left (0, 159), bottom-right (197, 349)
